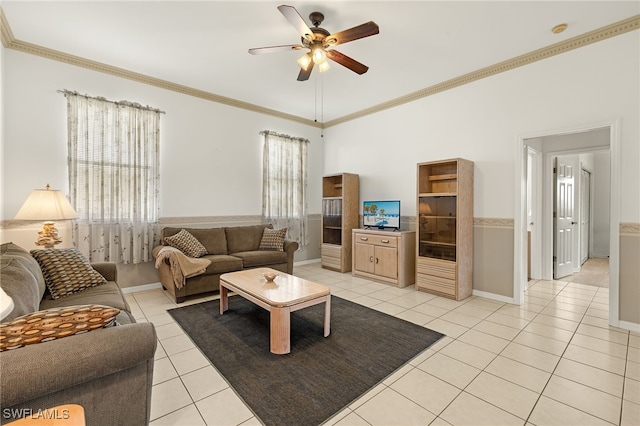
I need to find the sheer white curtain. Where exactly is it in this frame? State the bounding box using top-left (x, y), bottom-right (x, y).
top-left (261, 131), bottom-right (309, 246)
top-left (65, 92), bottom-right (161, 264)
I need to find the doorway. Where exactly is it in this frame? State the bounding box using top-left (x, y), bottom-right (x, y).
top-left (515, 121), bottom-right (620, 325)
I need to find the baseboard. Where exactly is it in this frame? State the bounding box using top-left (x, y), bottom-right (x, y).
top-left (121, 282), bottom-right (163, 294)
top-left (295, 258), bottom-right (321, 266)
top-left (472, 289), bottom-right (516, 305)
top-left (618, 320), bottom-right (640, 333)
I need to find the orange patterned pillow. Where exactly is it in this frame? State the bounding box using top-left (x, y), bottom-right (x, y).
top-left (0, 305), bottom-right (120, 351)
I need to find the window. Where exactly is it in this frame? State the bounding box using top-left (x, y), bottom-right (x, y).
top-left (64, 91), bottom-right (161, 264)
top-left (261, 130), bottom-right (309, 246)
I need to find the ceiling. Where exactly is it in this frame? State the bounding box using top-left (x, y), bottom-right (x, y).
top-left (2, 1), bottom-right (639, 124)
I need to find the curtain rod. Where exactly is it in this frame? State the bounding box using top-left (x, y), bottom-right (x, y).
top-left (260, 130), bottom-right (310, 143)
top-left (57, 90), bottom-right (166, 114)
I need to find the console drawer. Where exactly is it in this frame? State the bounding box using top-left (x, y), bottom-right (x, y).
top-left (354, 233), bottom-right (398, 248)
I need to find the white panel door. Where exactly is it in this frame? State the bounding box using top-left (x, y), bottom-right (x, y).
top-left (554, 157), bottom-right (577, 279)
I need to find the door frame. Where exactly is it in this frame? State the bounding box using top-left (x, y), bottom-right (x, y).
top-left (527, 147), bottom-right (542, 280)
top-left (514, 119), bottom-right (620, 326)
top-left (580, 166), bottom-right (592, 265)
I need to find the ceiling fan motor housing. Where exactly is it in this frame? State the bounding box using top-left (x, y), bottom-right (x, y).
top-left (309, 11), bottom-right (324, 27)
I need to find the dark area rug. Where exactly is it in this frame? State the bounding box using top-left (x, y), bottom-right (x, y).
top-left (168, 295), bottom-right (444, 426)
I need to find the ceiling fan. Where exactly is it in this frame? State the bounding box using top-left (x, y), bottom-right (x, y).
top-left (249, 5), bottom-right (379, 81)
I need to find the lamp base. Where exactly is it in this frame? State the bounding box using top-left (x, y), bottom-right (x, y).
top-left (35, 222), bottom-right (62, 249)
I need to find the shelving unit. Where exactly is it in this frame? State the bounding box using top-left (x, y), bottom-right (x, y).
top-left (321, 173), bottom-right (359, 272)
top-left (416, 158), bottom-right (474, 300)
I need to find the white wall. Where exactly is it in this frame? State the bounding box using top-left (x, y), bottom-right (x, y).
top-left (0, 49), bottom-right (324, 221)
top-left (322, 32), bottom-right (639, 224)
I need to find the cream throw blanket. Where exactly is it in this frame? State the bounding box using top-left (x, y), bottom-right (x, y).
top-left (153, 246), bottom-right (211, 290)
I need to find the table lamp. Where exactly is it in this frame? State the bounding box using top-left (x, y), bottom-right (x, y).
top-left (14, 184), bottom-right (78, 248)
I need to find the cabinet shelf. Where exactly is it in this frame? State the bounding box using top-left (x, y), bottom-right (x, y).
top-left (420, 215), bottom-right (457, 219)
top-left (428, 174), bottom-right (457, 181)
top-left (323, 226), bottom-right (342, 230)
top-left (418, 192), bottom-right (457, 197)
top-left (419, 241), bottom-right (456, 247)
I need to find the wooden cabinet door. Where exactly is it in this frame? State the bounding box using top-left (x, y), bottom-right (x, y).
top-left (354, 243), bottom-right (375, 274)
top-left (375, 245), bottom-right (398, 279)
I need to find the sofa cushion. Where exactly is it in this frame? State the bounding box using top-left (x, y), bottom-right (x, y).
top-left (225, 224), bottom-right (272, 254)
top-left (164, 229), bottom-right (208, 258)
top-left (233, 250), bottom-right (289, 268)
top-left (202, 255), bottom-right (244, 274)
top-left (39, 281), bottom-right (131, 314)
top-left (259, 228), bottom-right (287, 251)
top-left (0, 304), bottom-right (120, 351)
top-left (163, 227), bottom-right (228, 255)
top-left (0, 243), bottom-right (47, 321)
top-left (30, 248), bottom-right (107, 300)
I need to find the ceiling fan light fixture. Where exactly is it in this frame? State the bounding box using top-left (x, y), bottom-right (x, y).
top-left (297, 53), bottom-right (312, 70)
top-left (312, 46), bottom-right (327, 64)
top-left (319, 61), bottom-right (331, 73)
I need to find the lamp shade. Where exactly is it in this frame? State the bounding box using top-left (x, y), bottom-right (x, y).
top-left (0, 287), bottom-right (14, 320)
top-left (14, 185), bottom-right (78, 221)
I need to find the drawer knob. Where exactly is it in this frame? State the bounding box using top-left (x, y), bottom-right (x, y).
top-left (360, 237), bottom-right (368, 241)
top-left (381, 239), bottom-right (389, 243)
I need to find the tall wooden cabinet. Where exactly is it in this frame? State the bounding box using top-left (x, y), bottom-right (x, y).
top-left (321, 173), bottom-right (359, 272)
top-left (416, 158), bottom-right (473, 300)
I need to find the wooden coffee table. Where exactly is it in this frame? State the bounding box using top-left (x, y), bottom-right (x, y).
top-left (219, 267), bottom-right (331, 355)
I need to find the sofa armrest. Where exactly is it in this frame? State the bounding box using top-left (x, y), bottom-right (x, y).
top-left (0, 322), bottom-right (156, 407)
top-left (283, 240), bottom-right (298, 274)
top-left (283, 240), bottom-right (299, 254)
top-left (91, 262), bottom-right (117, 282)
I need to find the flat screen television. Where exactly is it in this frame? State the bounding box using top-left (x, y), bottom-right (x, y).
top-left (363, 200), bottom-right (400, 230)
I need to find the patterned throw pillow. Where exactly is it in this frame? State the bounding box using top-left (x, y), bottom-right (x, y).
top-left (164, 229), bottom-right (208, 258)
top-left (259, 228), bottom-right (287, 251)
top-left (30, 248), bottom-right (108, 300)
top-left (0, 304), bottom-right (120, 351)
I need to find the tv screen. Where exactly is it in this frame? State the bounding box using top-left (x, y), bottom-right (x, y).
top-left (363, 200), bottom-right (400, 230)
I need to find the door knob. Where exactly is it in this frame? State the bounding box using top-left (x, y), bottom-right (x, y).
top-left (571, 221), bottom-right (577, 225)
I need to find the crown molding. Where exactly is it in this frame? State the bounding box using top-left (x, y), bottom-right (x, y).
top-left (324, 14), bottom-right (640, 128)
top-left (0, 6), bottom-right (13, 46)
top-left (1, 7), bottom-right (637, 129)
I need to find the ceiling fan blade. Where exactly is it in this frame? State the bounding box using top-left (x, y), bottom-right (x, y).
top-left (248, 44), bottom-right (304, 55)
top-left (324, 21), bottom-right (379, 47)
top-left (297, 62), bottom-right (314, 81)
top-left (278, 5), bottom-right (314, 42)
top-left (325, 50), bottom-right (369, 75)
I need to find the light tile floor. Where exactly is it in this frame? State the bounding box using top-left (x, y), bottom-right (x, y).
top-left (126, 262), bottom-right (640, 426)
